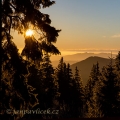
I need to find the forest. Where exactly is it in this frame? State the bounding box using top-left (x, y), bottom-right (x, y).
top-left (1, 50), bottom-right (120, 119)
top-left (0, 0), bottom-right (120, 120)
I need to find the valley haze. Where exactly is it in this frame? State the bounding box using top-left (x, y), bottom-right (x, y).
top-left (51, 52), bottom-right (117, 67)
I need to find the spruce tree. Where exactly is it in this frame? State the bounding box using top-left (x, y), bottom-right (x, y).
top-left (55, 58), bottom-right (71, 118)
top-left (25, 54), bottom-right (58, 119)
top-left (64, 63), bottom-right (74, 117)
top-left (65, 63), bottom-right (73, 103)
top-left (1, 0), bottom-right (61, 61)
top-left (85, 62), bottom-right (102, 118)
top-left (71, 66), bottom-right (84, 118)
top-left (1, 1), bottom-right (61, 119)
top-left (1, 41), bottom-right (38, 120)
top-left (96, 58), bottom-right (120, 117)
top-left (113, 51), bottom-right (120, 116)
top-left (55, 61), bottom-right (85, 118)
top-left (1, 0), bottom-right (61, 91)
top-left (39, 54), bottom-right (56, 109)
top-left (55, 57), bottom-right (65, 104)
top-left (115, 51), bottom-right (120, 71)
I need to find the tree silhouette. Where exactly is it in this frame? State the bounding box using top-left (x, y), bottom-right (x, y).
top-left (1, 40), bottom-right (38, 120)
top-left (115, 51), bottom-right (120, 71)
top-left (113, 52), bottom-right (120, 116)
top-left (55, 59), bottom-right (85, 118)
top-left (71, 67), bottom-right (84, 118)
top-left (84, 62), bottom-right (102, 118)
top-left (0, 0), bottom-right (61, 119)
top-left (23, 54), bottom-right (58, 119)
top-left (0, 0), bottom-right (61, 83)
top-left (38, 54), bottom-right (56, 108)
top-left (96, 57), bottom-right (120, 117)
top-left (55, 58), bottom-right (68, 117)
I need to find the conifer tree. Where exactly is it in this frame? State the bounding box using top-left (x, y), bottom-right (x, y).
top-left (39, 54), bottom-right (56, 109)
top-left (115, 51), bottom-right (120, 71)
top-left (96, 58), bottom-right (120, 117)
top-left (55, 57), bottom-right (65, 104)
top-left (115, 51), bottom-right (120, 87)
top-left (64, 63), bottom-right (74, 117)
top-left (112, 51), bottom-right (120, 116)
top-left (25, 54), bottom-right (58, 119)
top-left (0, 1), bottom-right (61, 96)
top-left (1, 0), bottom-right (61, 61)
top-left (55, 58), bottom-right (72, 118)
top-left (65, 63), bottom-right (73, 103)
top-left (1, 1), bottom-right (61, 119)
top-left (1, 41), bottom-right (38, 119)
top-left (71, 67), bottom-right (84, 118)
top-left (85, 62), bottom-right (102, 118)
top-left (55, 60), bottom-right (85, 118)
top-left (54, 57), bottom-right (63, 117)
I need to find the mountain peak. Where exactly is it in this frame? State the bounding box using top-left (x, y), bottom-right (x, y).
top-left (71, 56), bottom-right (115, 86)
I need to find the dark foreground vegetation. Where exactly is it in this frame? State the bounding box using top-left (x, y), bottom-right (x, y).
top-left (1, 50), bottom-right (120, 119)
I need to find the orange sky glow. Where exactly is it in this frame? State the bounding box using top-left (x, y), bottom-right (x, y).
top-left (12, 0), bottom-right (120, 56)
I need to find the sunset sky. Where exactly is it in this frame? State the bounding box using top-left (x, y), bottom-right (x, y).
top-left (13, 0), bottom-right (120, 55)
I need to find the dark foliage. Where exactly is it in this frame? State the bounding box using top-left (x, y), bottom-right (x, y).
top-left (95, 57), bottom-right (120, 117)
top-left (0, 0), bottom-right (61, 119)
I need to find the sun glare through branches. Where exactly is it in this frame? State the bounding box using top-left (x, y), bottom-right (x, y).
top-left (25, 29), bottom-right (34, 36)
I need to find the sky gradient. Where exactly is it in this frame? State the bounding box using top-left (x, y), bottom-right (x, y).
top-left (13, 0), bottom-right (120, 55)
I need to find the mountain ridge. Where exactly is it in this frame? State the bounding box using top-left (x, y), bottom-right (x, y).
top-left (70, 56), bottom-right (115, 86)
top-left (51, 52), bottom-right (117, 67)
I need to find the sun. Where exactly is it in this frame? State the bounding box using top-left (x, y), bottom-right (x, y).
top-left (25, 29), bottom-right (34, 36)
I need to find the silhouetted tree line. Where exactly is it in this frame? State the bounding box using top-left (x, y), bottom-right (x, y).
top-left (26, 51), bottom-right (120, 119)
top-left (1, 50), bottom-right (120, 119)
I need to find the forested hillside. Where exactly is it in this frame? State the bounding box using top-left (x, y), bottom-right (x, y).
top-left (71, 56), bottom-right (115, 85)
top-left (1, 49), bottom-right (120, 119)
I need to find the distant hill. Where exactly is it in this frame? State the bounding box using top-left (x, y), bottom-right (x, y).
top-left (51, 53), bottom-right (117, 67)
top-left (70, 56), bottom-right (115, 86)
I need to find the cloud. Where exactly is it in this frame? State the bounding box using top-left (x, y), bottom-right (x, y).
top-left (111, 34), bottom-right (120, 38)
